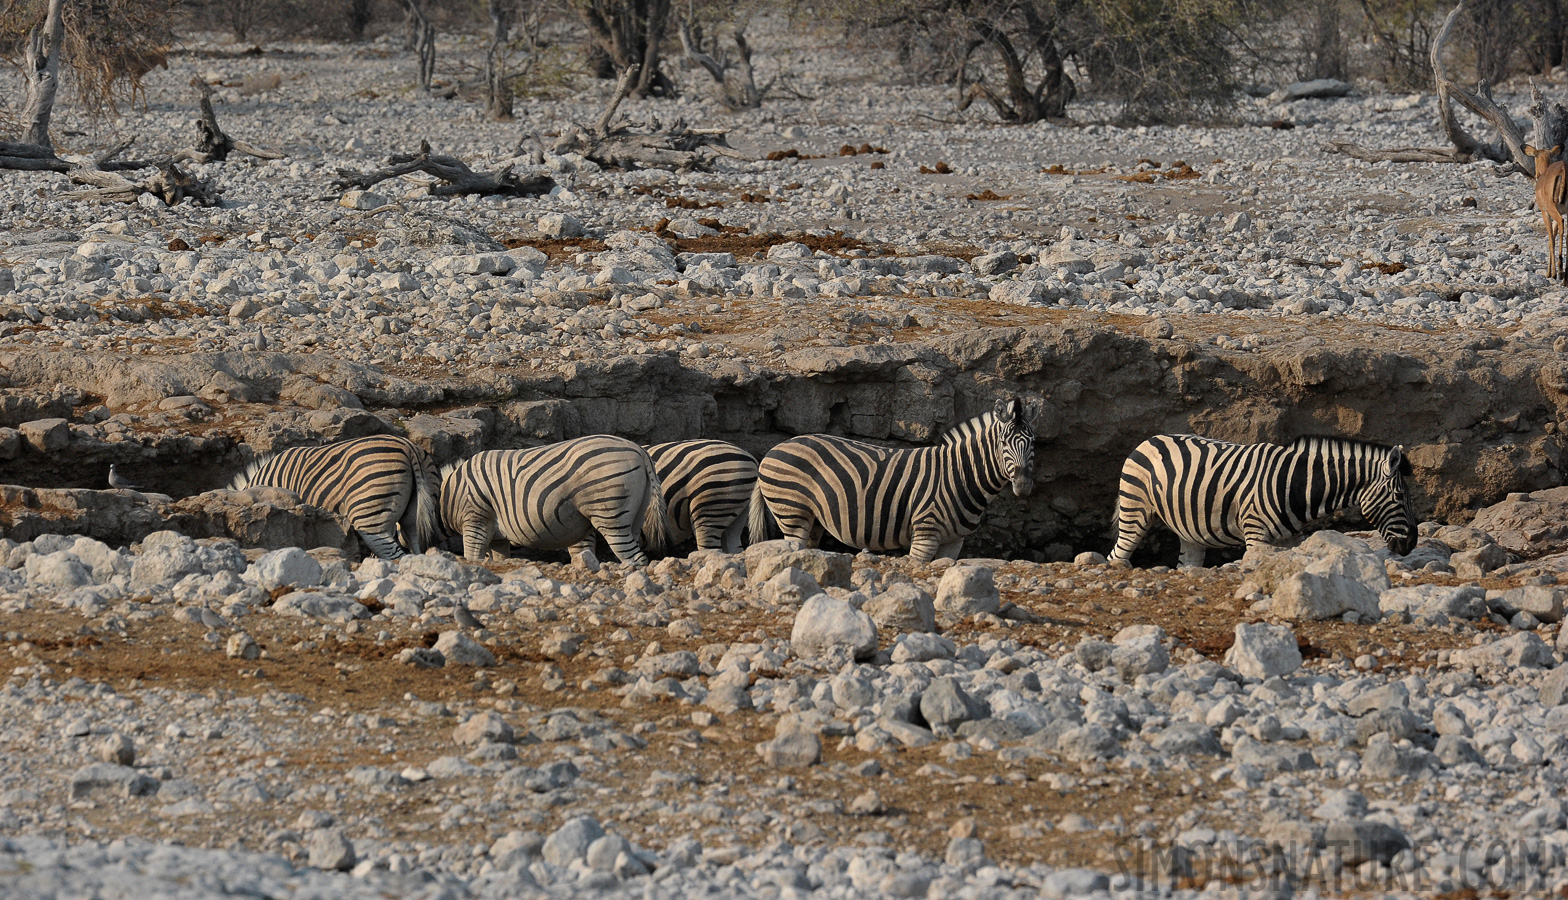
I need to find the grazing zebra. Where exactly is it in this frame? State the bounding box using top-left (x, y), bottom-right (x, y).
top-left (750, 397), bottom-right (1035, 563)
top-left (643, 440), bottom-right (759, 554)
top-left (229, 435), bottom-right (440, 560)
top-left (1108, 434), bottom-right (1418, 568)
top-left (439, 435), bottom-right (669, 567)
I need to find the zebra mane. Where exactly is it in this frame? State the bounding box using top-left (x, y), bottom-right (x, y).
top-left (939, 411), bottom-right (994, 446)
top-left (227, 456), bottom-right (270, 491)
top-left (1287, 434), bottom-right (1397, 454)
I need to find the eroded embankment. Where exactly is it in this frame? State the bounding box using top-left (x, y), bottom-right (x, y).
top-left (0, 319), bottom-right (1563, 560)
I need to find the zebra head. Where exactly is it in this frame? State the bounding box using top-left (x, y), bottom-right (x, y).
top-left (993, 396), bottom-right (1035, 497)
top-left (1359, 445), bottom-right (1417, 556)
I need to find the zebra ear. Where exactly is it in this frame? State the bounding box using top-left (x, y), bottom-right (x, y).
top-left (1388, 445), bottom-right (1411, 476)
top-left (993, 396), bottom-right (1021, 424)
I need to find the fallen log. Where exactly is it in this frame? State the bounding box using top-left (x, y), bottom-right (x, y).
top-left (327, 140), bottom-right (555, 199)
top-left (70, 162), bottom-right (220, 206)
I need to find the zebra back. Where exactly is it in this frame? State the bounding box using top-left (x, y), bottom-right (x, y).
top-left (642, 440), bottom-right (758, 552)
top-left (757, 398), bottom-right (1033, 554)
top-left (231, 435), bottom-right (437, 553)
top-left (439, 436), bottom-right (662, 561)
top-left (1112, 433), bottom-right (1416, 559)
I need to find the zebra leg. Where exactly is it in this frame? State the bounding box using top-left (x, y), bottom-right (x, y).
top-left (358, 528), bottom-right (406, 561)
top-left (1178, 540), bottom-right (1208, 568)
top-left (461, 515), bottom-right (497, 562)
top-left (935, 538), bottom-right (965, 562)
top-left (693, 522), bottom-right (724, 551)
top-left (908, 525), bottom-right (944, 563)
top-left (720, 515), bottom-right (746, 554)
top-left (1108, 501), bottom-right (1153, 565)
top-left (601, 528), bottom-right (650, 567)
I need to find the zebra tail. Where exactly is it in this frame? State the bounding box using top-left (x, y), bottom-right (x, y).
top-left (228, 456), bottom-right (268, 491)
top-left (747, 478), bottom-right (773, 544)
top-left (639, 451), bottom-right (673, 556)
top-left (411, 454), bottom-right (442, 549)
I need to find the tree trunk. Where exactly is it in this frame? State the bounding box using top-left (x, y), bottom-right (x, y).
top-left (1469, 0), bottom-right (1517, 84)
top-left (404, 0), bottom-right (436, 90)
top-left (21, 0), bottom-right (66, 151)
top-left (349, 0), bottom-right (373, 41)
top-left (1307, 1), bottom-right (1349, 81)
top-left (578, 0), bottom-right (676, 98)
top-left (486, 0), bottom-right (515, 120)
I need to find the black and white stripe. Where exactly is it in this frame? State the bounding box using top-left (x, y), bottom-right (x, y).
top-left (643, 440), bottom-right (759, 554)
top-left (439, 435), bottom-right (669, 567)
top-left (1109, 433), bottom-right (1418, 567)
top-left (750, 397), bottom-right (1035, 563)
top-left (229, 435), bottom-right (441, 560)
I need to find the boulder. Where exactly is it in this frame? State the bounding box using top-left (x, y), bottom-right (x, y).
top-left (1488, 586), bottom-right (1565, 623)
top-left (19, 417), bottom-right (70, 452)
top-left (1250, 531), bottom-right (1388, 621)
top-left (1379, 584), bottom-right (1485, 620)
top-left (790, 594), bottom-right (878, 661)
top-left (745, 541), bottom-right (853, 587)
top-left (1321, 820), bottom-right (1410, 866)
top-left (919, 677), bottom-right (988, 730)
top-left (542, 816), bottom-right (604, 866)
top-left (308, 829), bottom-right (357, 871)
top-left (1110, 634), bottom-right (1169, 680)
top-left (1469, 486), bottom-right (1568, 557)
top-left (758, 731), bottom-right (821, 767)
top-left (862, 582), bottom-right (937, 634)
top-left (934, 565), bottom-right (1000, 618)
top-left (454, 711), bottom-right (515, 745)
top-left (1541, 667), bottom-right (1568, 708)
top-left (1224, 622), bottom-right (1303, 680)
top-left (247, 547), bottom-right (324, 591)
top-left (1451, 632), bottom-right (1555, 670)
top-left (69, 762), bottom-right (159, 799)
top-left (435, 631), bottom-right (497, 667)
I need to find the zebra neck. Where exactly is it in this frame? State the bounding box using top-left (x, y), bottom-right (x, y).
top-left (935, 425), bottom-right (1009, 501)
top-left (1296, 441), bottom-right (1373, 518)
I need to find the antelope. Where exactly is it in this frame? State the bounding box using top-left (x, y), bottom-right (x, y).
top-left (1526, 144), bottom-right (1568, 280)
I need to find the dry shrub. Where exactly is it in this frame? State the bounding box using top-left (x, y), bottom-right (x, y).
top-left (0, 0), bottom-right (176, 117)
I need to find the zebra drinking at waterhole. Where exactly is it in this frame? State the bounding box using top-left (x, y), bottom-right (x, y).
top-left (229, 435), bottom-right (441, 560)
top-left (439, 435), bottom-right (670, 567)
top-left (750, 397), bottom-right (1035, 563)
top-left (1108, 434), bottom-right (1418, 568)
top-left (642, 440), bottom-right (759, 555)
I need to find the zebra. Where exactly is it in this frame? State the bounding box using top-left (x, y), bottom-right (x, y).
top-left (438, 435), bottom-right (670, 567)
top-left (229, 435), bottom-right (441, 560)
top-left (1108, 433), bottom-right (1418, 568)
top-left (749, 397), bottom-right (1035, 563)
top-left (642, 440), bottom-right (759, 555)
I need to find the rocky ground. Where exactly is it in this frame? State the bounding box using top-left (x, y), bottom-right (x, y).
top-left (6, 16), bottom-right (1568, 900)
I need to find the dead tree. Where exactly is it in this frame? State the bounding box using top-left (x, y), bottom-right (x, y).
top-left (677, 13), bottom-right (772, 111)
top-left (328, 140), bottom-right (555, 198)
top-left (485, 0), bottom-right (515, 120)
top-left (1325, 2), bottom-right (1559, 174)
top-left (550, 66), bottom-right (746, 171)
top-left (174, 78), bottom-right (285, 163)
top-left (404, 0), bottom-right (437, 90)
top-left (20, 0), bottom-right (66, 150)
top-left (573, 0), bottom-right (676, 98)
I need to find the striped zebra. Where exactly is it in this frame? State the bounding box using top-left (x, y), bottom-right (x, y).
top-left (1109, 434), bottom-right (1418, 568)
top-left (229, 435), bottom-right (441, 560)
top-left (750, 397), bottom-right (1035, 563)
top-left (439, 435), bottom-right (670, 567)
top-left (643, 440), bottom-right (759, 555)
